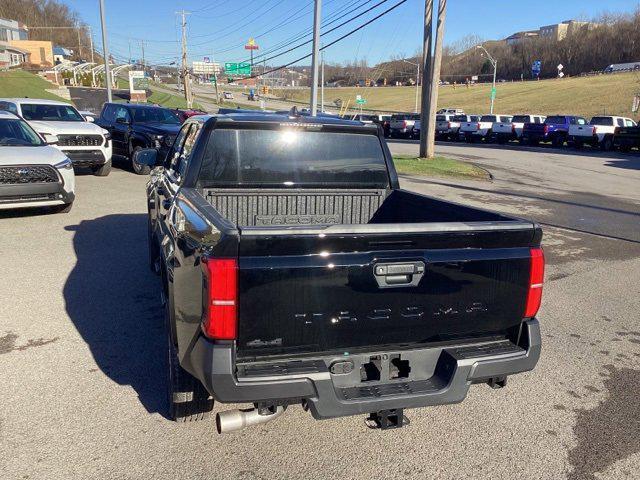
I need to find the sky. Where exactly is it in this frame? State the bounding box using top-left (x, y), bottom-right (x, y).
top-left (67, 0), bottom-right (638, 68)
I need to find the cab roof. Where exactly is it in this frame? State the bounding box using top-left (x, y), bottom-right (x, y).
top-left (193, 112), bottom-right (369, 128)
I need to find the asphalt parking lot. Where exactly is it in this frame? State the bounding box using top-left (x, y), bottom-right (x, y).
top-left (1, 145), bottom-right (639, 480)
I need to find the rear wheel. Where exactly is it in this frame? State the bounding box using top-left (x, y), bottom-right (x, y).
top-left (92, 159), bottom-right (111, 176)
top-left (600, 136), bottom-right (614, 151)
top-left (131, 146), bottom-right (151, 175)
top-left (552, 135), bottom-right (565, 148)
top-left (165, 293), bottom-right (214, 422)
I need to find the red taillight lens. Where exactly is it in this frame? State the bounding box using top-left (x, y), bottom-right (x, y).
top-left (543, 125), bottom-right (548, 134)
top-left (524, 248), bottom-right (545, 318)
top-left (447, 122), bottom-right (451, 128)
top-left (202, 257), bottom-right (238, 340)
top-left (402, 121), bottom-right (407, 128)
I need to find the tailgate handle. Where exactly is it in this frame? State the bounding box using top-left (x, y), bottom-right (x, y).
top-left (374, 262), bottom-right (425, 288)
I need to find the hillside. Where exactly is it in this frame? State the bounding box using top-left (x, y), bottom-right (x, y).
top-left (272, 72), bottom-right (639, 118)
top-left (0, 70), bottom-right (67, 101)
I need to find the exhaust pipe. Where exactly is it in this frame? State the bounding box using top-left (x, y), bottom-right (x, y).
top-left (216, 405), bottom-right (286, 434)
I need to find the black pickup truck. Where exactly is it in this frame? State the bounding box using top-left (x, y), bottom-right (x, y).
top-left (138, 112), bottom-right (544, 432)
top-left (613, 125), bottom-right (640, 152)
top-left (95, 103), bottom-right (181, 175)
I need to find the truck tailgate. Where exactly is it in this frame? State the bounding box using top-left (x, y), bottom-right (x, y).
top-left (236, 223), bottom-right (537, 360)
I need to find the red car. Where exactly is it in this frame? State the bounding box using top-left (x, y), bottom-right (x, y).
top-left (174, 108), bottom-right (207, 123)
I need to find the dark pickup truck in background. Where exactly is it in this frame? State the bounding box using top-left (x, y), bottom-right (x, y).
top-left (138, 112), bottom-right (544, 432)
top-left (614, 125), bottom-right (640, 152)
top-left (521, 115), bottom-right (587, 147)
top-left (95, 103), bottom-right (182, 175)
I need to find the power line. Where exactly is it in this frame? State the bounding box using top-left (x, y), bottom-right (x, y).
top-left (232, 0), bottom-right (371, 63)
top-left (237, 0), bottom-right (391, 68)
top-left (242, 0), bottom-right (408, 81)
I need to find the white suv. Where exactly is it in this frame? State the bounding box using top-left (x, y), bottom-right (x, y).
top-left (0, 111), bottom-right (75, 213)
top-left (0, 98), bottom-right (113, 176)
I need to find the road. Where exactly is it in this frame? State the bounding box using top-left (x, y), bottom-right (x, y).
top-left (1, 144), bottom-right (639, 480)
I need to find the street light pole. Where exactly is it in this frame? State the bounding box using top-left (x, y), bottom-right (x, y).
top-left (402, 59), bottom-right (420, 113)
top-left (98, 0), bottom-right (112, 102)
top-left (476, 44), bottom-right (497, 114)
top-left (309, 0), bottom-right (322, 115)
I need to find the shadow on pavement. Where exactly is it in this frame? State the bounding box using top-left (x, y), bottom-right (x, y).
top-left (63, 214), bottom-right (168, 417)
top-left (603, 156), bottom-right (640, 171)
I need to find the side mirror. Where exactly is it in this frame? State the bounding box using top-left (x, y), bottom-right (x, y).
top-left (84, 115), bottom-right (95, 123)
top-left (43, 133), bottom-right (59, 145)
top-left (116, 117), bottom-right (130, 125)
top-left (132, 148), bottom-right (161, 168)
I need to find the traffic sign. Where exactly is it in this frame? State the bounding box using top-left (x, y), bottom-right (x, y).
top-left (355, 94), bottom-right (366, 105)
top-left (490, 87), bottom-right (497, 100)
top-left (224, 62), bottom-right (251, 75)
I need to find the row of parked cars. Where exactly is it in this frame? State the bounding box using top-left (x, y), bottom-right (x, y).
top-left (383, 109), bottom-right (639, 152)
top-left (0, 96), bottom-right (206, 214)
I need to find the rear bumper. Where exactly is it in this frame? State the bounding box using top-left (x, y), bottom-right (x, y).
top-left (187, 319), bottom-right (541, 420)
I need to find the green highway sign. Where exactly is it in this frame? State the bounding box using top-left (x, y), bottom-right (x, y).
top-left (355, 95), bottom-right (366, 105)
top-left (490, 87), bottom-right (497, 100)
top-left (224, 62), bottom-right (251, 75)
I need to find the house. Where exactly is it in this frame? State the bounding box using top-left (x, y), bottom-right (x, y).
top-left (53, 46), bottom-right (74, 64)
top-left (0, 18), bottom-right (28, 42)
top-left (0, 42), bottom-right (30, 68)
top-left (8, 40), bottom-right (54, 67)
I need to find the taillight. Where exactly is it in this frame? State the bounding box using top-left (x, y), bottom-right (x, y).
top-left (512, 124), bottom-right (516, 132)
top-left (543, 125), bottom-right (548, 134)
top-left (202, 257), bottom-right (238, 340)
top-left (447, 122), bottom-right (451, 128)
top-left (402, 121), bottom-right (407, 128)
top-left (476, 123), bottom-right (481, 130)
top-left (524, 248), bottom-right (545, 318)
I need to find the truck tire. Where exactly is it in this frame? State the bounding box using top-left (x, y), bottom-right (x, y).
top-left (131, 146), bottom-right (151, 175)
top-left (165, 297), bottom-right (214, 422)
top-left (600, 136), bottom-right (614, 151)
top-left (552, 135), bottom-right (564, 148)
top-left (93, 160), bottom-right (112, 176)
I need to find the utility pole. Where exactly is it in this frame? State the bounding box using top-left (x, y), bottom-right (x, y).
top-left (418, 0), bottom-right (434, 158)
top-left (321, 50), bottom-right (325, 113)
top-left (140, 40), bottom-right (146, 73)
top-left (76, 24), bottom-right (82, 59)
top-left (99, 0), bottom-right (112, 102)
top-left (177, 10), bottom-right (192, 108)
top-left (424, 0), bottom-right (447, 158)
top-left (309, 0), bottom-right (322, 115)
top-left (87, 26), bottom-right (96, 86)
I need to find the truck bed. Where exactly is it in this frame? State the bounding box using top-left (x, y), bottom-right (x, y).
top-left (200, 188), bottom-right (538, 361)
